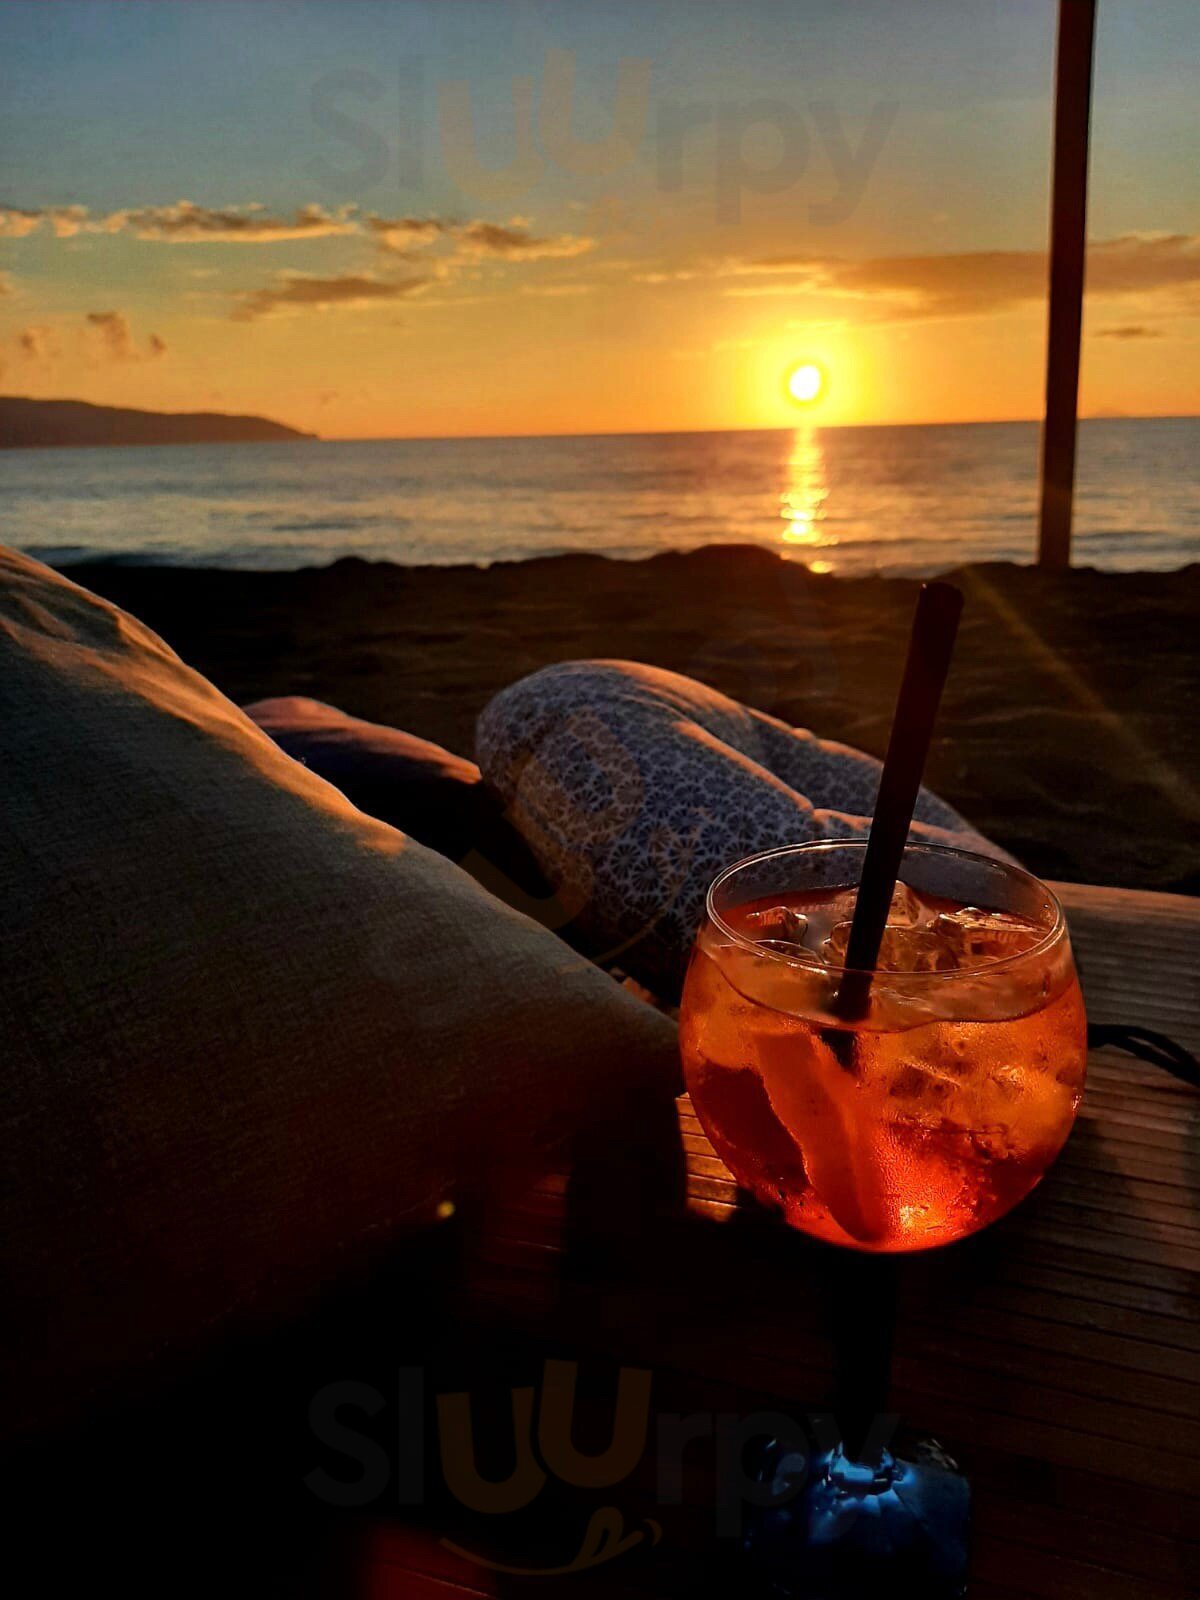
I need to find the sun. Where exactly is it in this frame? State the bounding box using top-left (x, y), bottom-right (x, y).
top-left (786, 362), bottom-right (825, 405)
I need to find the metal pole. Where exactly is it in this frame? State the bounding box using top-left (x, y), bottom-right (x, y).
top-left (1037, 0), bottom-right (1097, 569)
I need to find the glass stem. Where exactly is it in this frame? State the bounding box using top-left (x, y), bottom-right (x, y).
top-left (830, 1252), bottom-right (900, 1466)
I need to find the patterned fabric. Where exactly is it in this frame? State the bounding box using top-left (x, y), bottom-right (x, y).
top-left (477, 659), bottom-right (1007, 996)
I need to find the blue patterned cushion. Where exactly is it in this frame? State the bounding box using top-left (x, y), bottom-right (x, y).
top-left (477, 660), bottom-right (1007, 996)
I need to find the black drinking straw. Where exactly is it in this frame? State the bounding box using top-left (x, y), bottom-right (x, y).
top-left (829, 579), bottom-right (963, 1469)
top-left (837, 580), bottom-right (964, 1020)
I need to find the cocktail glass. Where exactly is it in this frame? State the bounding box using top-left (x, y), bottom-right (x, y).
top-left (679, 839), bottom-right (1088, 1596)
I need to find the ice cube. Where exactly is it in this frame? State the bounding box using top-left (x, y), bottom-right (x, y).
top-left (887, 1061), bottom-right (958, 1109)
top-left (745, 904), bottom-right (809, 948)
top-left (984, 1063), bottom-right (1026, 1103)
top-left (817, 884), bottom-right (937, 967)
top-left (886, 881), bottom-right (927, 928)
top-left (933, 906), bottom-right (1041, 966)
top-left (824, 921), bottom-right (953, 972)
top-left (820, 886), bottom-right (861, 925)
top-left (821, 919), bottom-right (855, 964)
top-left (877, 926), bottom-right (955, 972)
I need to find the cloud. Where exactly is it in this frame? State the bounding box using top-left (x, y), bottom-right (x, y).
top-left (0, 203), bottom-right (90, 238)
top-left (366, 213), bottom-right (594, 264)
top-left (364, 214), bottom-right (450, 252)
top-left (231, 271), bottom-right (430, 321)
top-left (1, 200), bottom-right (356, 243)
top-left (1088, 232), bottom-right (1200, 297)
top-left (19, 325), bottom-right (56, 360)
top-left (1, 201), bottom-right (593, 265)
top-left (761, 251), bottom-right (1045, 316)
top-left (46, 205), bottom-right (90, 238)
top-left (454, 220), bottom-right (593, 260)
top-left (722, 247), bottom-right (1048, 317)
top-left (1096, 324), bottom-right (1163, 340)
top-left (104, 200), bottom-right (359, 242)
top-left (722, 232), bottom-right (1200, 323)
top-left (84, 310), bottom-right (167, 360)
top-left (1, 205), bottom-right (55, 238)
top-left (85, 310), bottom-right (137, 358)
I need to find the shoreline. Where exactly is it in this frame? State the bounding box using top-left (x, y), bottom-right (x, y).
top-left (71, 547), bottom-right (1199, 897)
top-left (49, 545), bottom-right (1200, 577)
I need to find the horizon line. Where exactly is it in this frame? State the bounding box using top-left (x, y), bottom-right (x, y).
top-left (321, 412), bottom-right (1199, 444)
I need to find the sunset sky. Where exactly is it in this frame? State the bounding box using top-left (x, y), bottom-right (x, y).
top-left (1, 0), bottom-right (1196, 438)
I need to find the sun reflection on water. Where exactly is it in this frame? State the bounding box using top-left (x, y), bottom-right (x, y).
top-left (779, 427), bottom-right (834, 572)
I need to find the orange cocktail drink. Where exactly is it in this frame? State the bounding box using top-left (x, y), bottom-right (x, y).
top-left (680, 841), bottom-right (1087, 1252)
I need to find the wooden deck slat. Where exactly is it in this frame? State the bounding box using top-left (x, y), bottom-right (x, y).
top-left (967, 1537), bottom-right (1186, 1600)
top-left (976, 1493), bottom-right (1198, 1587)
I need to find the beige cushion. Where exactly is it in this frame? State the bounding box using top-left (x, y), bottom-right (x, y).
top-left (0, 548), bottom-right (677, 1432)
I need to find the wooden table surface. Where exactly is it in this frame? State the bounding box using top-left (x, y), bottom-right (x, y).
top-left (360, 884), bottom-right (1199, 1598)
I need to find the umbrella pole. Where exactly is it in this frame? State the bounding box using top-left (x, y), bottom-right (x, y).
top-left (1037, 0), bottom-right (1098, 570)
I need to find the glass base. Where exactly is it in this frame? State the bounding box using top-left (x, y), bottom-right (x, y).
top-left (741, 1438), bottom-right (970, 1599)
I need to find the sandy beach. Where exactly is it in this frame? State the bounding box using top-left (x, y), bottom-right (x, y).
top-left (75, 548), bottom-right (1199, 896)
